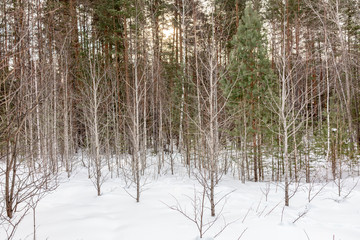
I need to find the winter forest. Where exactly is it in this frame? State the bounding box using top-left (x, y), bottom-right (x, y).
top-left (1, 0), bottom-right (360, 239)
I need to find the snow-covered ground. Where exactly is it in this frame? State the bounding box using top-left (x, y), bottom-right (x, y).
top-left (4, 162), bottom-right (360, 240)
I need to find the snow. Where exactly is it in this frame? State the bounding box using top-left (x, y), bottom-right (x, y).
top-left (3, 162), bottom-right (360, 240)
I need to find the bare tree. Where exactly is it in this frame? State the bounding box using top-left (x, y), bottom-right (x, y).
top-left (165, 179), bottom-right (235, 239)
top-left (79, 51), bottom-right (111, 196)
top-left (0, 19), bottom-right (58, 239)
top-left (124, 0), bottom-right (148, 202)
top-left (266, 0), bottom-right (311, 206)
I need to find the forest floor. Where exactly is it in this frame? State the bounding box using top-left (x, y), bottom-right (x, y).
top-left (5, 156), bottom-right (360, 240)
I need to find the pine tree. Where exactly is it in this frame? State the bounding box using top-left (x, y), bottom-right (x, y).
top-left (223, 4), bottom-right (274, 182)
top-left (226, 5), bottom-right (273, 102)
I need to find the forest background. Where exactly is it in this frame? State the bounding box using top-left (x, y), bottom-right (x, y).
top-left (1, 0), bottom-right (360, 238)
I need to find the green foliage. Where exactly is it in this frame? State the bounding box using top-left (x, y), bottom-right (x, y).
top-left (215, 0), bottom-right (247, 45)
top-left (223, 5), bottom-right (274, 108)
top-left (92, 0), bottom-right (136, 45)
top-left (314, 100), bottom-right (356, 159)
top-left (265, 0), bottom-right (304, 24)
top-left (221, 4), bottom-right (276, 149)
top-left (343, 0), bottom-right (360, 37)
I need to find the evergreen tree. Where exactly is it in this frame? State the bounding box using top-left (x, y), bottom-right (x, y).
top-left (223, 4), bottom-right (274, 182)
top-left (226, 5), bottom-right (273, 104)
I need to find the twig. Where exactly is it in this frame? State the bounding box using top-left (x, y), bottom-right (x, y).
top-left (213, 216), bottom-right (239, 239)
top-left (258, 205), bottom-right (268, 217)
top-left (260, 182), bottom-right (271, 201)
top-left (237, 227), bottom-right (248, 240)
top-left (256, 197), bottom-right (262, 213)
top-left (293, 207), bottom-right (309, 223)
top-left (342, 178), bottom-right (359, 199)
top-left (242, 206), bottom-right (252, 223)
top-left (281, 205), bottom-right (285, 223)
top-left (303, 229), bottom-right (311, 240)
top-left (265, 201), bottom-right (281, 217)
top-left (308, 181), bottom-right (328, 203)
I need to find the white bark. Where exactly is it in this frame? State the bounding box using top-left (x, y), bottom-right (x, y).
top-left (178, 0), bottom-right (187, 154)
